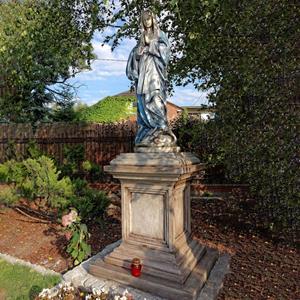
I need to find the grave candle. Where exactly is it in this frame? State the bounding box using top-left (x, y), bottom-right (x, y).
top-left (131, 258), bottom-right (142, 277)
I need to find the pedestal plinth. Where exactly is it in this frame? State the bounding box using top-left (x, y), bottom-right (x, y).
top-left (88, 152), bottom-right (218, 300)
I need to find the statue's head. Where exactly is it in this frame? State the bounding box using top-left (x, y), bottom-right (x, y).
top-left (140, 9), bottom-right (159, 33)
top-left (142, 10), bottom-right (153, 29)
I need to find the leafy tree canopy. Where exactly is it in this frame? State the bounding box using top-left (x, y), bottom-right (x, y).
top-left (102, 0), bottom-right (299, 232)
top-left (0, 0), bottom-right (106, 123)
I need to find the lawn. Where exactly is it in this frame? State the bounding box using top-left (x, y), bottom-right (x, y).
top-left (0, 258), bottom-right (60, 300)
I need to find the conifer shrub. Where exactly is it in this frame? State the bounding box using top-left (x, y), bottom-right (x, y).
top-left (0, 156), bottom-right (73, 209)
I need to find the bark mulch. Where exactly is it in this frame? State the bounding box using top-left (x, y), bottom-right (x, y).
top-left (0, 194), bottom-right (298, 299)
top-left (191, 197), bottom-right (299, 300)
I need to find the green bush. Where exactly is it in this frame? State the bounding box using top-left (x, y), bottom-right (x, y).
top-left (173, 114), bottom-right (227, 183)
top-left (3, 140), bottom-right (43, 162)
top-left (59, 144), bottom-right (85, 179)
top-left (0, 185), bottom-right (19, 206)
top-left (82, 160), bottom-right (104, 182)
top-left (0, 159), bottom-right (24, 184)
top-left (71, 178), bottom-right (109, 222)
top-left (21, 156), bottom-right (73, 208)
top-left (173, 108), bottom-right (299, 238)
top-left (0, 156), bottom-right (73, 209)
top-left (76, 96), bottom-right (136, 123)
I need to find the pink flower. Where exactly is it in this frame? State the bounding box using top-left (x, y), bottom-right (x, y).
top-left (62, 210), bottom-right (78, 227)
top-left (64, 231), bottom-right (73, 241)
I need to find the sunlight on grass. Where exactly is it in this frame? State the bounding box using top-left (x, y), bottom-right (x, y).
top-left (0, 258), bottom-right (60, 300)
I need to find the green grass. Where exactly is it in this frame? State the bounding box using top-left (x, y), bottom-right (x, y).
top-left (0, 258), bottom-right (61, 300)
top-left (76, 95), bottom-right (136, 123)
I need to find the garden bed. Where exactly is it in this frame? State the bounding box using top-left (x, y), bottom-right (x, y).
top-left (0, 189), bottom-right (298, 299)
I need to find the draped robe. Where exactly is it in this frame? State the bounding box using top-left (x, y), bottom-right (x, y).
top-left (126, 30), bottom-right (171, 145)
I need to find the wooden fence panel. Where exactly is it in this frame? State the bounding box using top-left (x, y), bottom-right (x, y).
top-left (0, 122), bottom-right (136, 165)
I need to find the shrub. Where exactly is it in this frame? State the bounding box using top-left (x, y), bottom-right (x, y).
top-left (173, 109), bottom-right (299, 239)
top-left (71, 178), bottom-right (109, 222)
top-left (0, 185), bottom-right (19, 207)
top-left (0, 156), bottom-right (73, 209)
top-left (21, 156), bottom-right (73, 208)
top-left (173, 114), bottom-right (227, 183)
top-left (59, 144), bottom-right (85, 179)
top-left (0, 159), bottom-right (25, 184)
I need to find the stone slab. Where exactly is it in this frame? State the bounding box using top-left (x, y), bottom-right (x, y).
top-left (89, 241), bottom-right (219, 300)
top-left (62, 241), bottom-right (230, 300)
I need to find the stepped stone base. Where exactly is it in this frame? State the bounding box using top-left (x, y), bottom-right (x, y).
top-left (88, 152), bottom-right (217, 299)
top-left (89, 242), bottom-right (218, 300)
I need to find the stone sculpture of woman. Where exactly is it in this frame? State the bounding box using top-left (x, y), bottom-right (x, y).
top-left (126, 9), bottom-right (177, 150)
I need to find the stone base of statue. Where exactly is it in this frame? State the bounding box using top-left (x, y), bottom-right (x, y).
top-left (88, 152), bottom-right (218, 300)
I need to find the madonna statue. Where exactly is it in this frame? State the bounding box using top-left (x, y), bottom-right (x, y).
top-left (126, 9), bottom-right (177, 150)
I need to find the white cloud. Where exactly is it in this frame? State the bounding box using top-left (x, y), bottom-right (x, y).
top-left (170, 87), bottom-right (209, 106)
top-left (76, 88), bottom-right (111, 106)
top-left (74, 33), bottom-right (136, 81)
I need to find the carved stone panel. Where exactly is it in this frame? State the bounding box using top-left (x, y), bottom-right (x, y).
top-left (130, 192), bottom-right (165, 240)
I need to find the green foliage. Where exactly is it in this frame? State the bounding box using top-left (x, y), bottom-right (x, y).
top-left (66, 221), bottom-right (91, 265)
top-left (76, 96), bottom-right (136, 123)
top-left (0, 0), bottom-right (105, 123)
top-left (21, 156), bottom-right (73, 208)
top-left (0, 258), bottom-right (60, 300)
top-left (105, 0), bottom-right (299, 236)
top-left (173, 115), bottom-right (228, 183)
top-left (0, 159), bottom-right (24, 184)
top-left (25, 140), bottom-right (43, 159)
top-left (3, 140), bottom-right (20, 161)
top-left (82, 160), bottom-right (103, 181)
top-left (0, 185), bottom-right (19, 206)
top-left (60, 144), bottom-right (85, 179)
top-left (82, 160), bottom-right (92, 172)
top-left (49, 98), bottom-right (79, 122)
top-left (0, 156), bottom-right (73, 209)
top-left (71, 178), bottom-right (109, 222)
top-left (3, 139), bottom-right (43, 162)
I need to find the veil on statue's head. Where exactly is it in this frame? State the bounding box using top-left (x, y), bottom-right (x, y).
top-left (139, 9), bottom-right (159, 44)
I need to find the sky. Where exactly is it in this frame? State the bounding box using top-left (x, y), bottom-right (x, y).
top-left (67, 30), bottom-right (209, 107)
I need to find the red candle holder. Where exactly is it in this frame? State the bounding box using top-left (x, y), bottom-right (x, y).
top-left (131, 257), bottom-right (142, 277)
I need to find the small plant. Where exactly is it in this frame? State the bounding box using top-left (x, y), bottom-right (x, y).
top-left (82, 160), bottom-right (104, 181)
top-left (4, 140), bottom-right (19, 161)
top-left (62, 209), bottom-right (91, 265)
top-left (202, 191), bottom-right (214, 197)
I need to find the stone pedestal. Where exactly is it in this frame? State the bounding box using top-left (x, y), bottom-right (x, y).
top-left (88, 152), bottom-right (218, 300)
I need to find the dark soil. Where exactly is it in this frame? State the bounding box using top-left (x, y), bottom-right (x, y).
top-left (191, 198), bottom-right (299, 300)
top-left (0, 190), bottom-right (299, 299)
